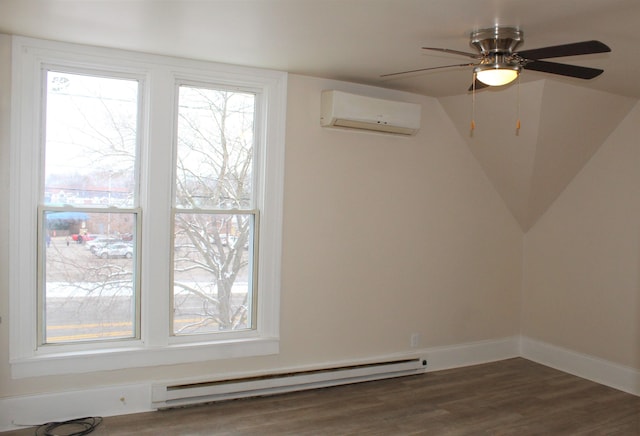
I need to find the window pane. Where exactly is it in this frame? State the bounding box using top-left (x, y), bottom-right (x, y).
top-left (42, 70), bottom-right (139, 344)
top-left (176, 86), bottom-right (255, 210)
top-left (173, 213), bottom-right (253, 335)
top-left (44, 71), bottom-right (138, 208)
top-left (43, 211), bottom-right (137, 343)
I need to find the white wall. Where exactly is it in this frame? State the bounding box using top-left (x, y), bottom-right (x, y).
top-left (0, 40), bottom-right (523, 420)
top-left (281, 75), bottom-right (522, 361)
top-left (522, 102), bottom-right (640, 372)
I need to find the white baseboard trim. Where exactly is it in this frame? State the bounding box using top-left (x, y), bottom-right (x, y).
top-left (520, 336), bottom-right (640, 397)
top-left (422, 336), bottom-right (520, 371)
top-left (4, 335), bottom-right (637, 432)
top-left (0, 383), bottom-right (151, 432)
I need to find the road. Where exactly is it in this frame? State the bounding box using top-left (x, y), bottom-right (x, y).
top-left (44, 236), bottom-right (250, 342)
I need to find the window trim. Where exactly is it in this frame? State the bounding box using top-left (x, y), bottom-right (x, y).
top-left (9, 36), bottom-right (287, 378)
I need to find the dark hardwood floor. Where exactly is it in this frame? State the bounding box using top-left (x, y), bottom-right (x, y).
top-left (4, 358), bottom-right (640, 435)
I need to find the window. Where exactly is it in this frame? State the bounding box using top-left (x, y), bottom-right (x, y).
top-left (173, 85), bottom-right (257, 336)
top-left (9, 37), bottom-right (287, 377)
top-left (42, 71), bottom-right (140, 344)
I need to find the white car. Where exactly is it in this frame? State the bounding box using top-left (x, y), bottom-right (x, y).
top-left (95, 242), bottom-right (133, 259)
top-left (86, 237), bottom-right (120, 253)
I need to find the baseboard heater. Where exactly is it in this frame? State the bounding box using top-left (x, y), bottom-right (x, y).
top-left (152, 357), bottom-right (427, 409)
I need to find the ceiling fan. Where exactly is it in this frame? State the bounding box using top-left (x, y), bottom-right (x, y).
top-left (381, 27), bottom-right (611, 90)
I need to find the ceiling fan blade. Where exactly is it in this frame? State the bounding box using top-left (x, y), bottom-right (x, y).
top-left (517, 40), bottom-right (610, 60)
top-left (380, 62), bottom-right (475, 78)
top-left (421, 47), bottom-right (482, 59)
top-left (523, 60), bottom-right (604, 79)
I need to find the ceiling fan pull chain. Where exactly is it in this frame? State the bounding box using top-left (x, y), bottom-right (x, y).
top-left (516, 74), bottom-right (521, 134)
top-left (471, 73), bottom-right (476, 132)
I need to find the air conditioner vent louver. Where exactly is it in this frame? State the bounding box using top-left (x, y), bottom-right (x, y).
top-left (320, 90), bottom-right (421, 135)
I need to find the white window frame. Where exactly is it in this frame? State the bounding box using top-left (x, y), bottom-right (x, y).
top-left (9, 36), bottom-right (287, 378)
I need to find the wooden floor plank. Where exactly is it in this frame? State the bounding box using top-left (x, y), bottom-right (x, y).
top-left (3, 358), bottom-right (639, 435)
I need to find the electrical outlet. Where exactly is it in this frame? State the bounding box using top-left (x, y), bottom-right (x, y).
top-left (410, 333), bottom-right (420, 348)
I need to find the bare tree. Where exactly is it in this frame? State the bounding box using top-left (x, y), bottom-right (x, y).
top-left (172, 86), bottom-right (256, 333)
top-left (43, 74), bottom-right (255, 340)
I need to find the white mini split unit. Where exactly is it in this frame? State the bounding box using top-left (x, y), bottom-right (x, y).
top-left (320, 90), bottom-right (421, 135)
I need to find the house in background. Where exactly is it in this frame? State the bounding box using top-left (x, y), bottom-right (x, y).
top-left (0, 0), bottom-right (639, 430)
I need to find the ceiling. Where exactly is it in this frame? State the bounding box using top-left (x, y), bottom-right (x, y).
top-left (1, 0), bottom-right (639, 230)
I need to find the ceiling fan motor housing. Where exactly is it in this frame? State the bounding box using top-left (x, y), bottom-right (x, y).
top-left (471, 27), bottom-right (524, 86)
top-left (471, 27), bottom-right (523, 55)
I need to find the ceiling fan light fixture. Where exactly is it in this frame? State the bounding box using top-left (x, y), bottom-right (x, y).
top-left (474, 64), bottom-right (520, 86)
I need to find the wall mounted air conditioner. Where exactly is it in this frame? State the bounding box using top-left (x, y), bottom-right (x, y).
top-left (320, 90), bottom-right (421, 135)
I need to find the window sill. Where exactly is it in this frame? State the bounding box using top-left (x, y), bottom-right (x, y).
top-left (10, 337), bottom-right (279, 378)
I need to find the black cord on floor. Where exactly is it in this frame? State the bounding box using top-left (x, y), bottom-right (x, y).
top-left (35, 416), bottom-right (103, 436)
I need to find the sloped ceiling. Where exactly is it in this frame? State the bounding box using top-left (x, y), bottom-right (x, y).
top-left (439, 81), bottom-right (637, 230)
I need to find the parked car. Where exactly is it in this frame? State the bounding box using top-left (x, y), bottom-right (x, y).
top-left (86, 237), bottom-right (121, 253)
top-left (95, 242), bottom-right (133, 259)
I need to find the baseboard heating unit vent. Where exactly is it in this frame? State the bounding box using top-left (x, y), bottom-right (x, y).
top-left (152, 358), bottom-right (426, 409)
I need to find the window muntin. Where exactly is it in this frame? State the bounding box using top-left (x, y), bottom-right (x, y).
top-left (173, 85), bottom-right (257, 336)
top-left (40, 70), bottom-right (140, 344)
